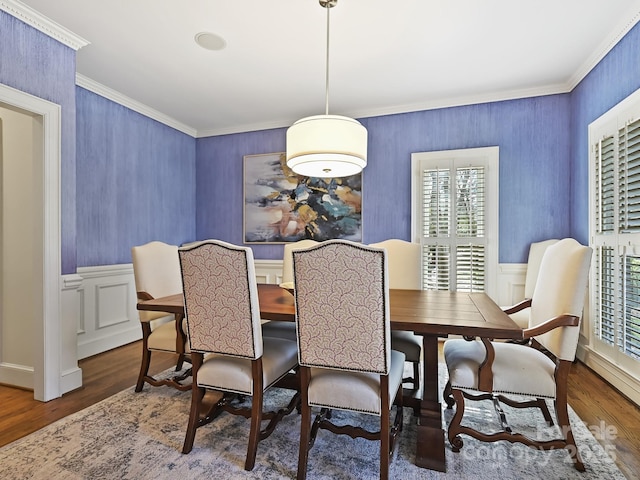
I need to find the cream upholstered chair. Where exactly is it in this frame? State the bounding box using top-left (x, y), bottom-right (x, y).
top-left (505, 239), bottom-right (559, 328)
top-left (261, 239), bottom-right (319, 342)
top-left (370, 239), bottom-right (422, 391)
top-left (443, 238), bottom-right (592, 470)
top-left (281, 239), bottom-right (319, 285)
top-left (293, 240), bottom-right (404, 480)
top-left (131, 241), bottom-right (190, 392)
top-left (179, 240), bottom-right (300, 471)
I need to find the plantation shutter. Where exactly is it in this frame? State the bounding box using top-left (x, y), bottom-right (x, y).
top-left (589, 89), bottom-right (640, 380)
top-left (421, 164), bottom-right (486, 291)
top-left (591, 111), bottom-right (640, 367)
top-left (595, 135), bottom-right (615, 234)
top-left (619, 119), bottom-right (640, 232)
top-left (622, 255), bottom-right (640, 360)
top-left (594, 246), bottom-right (616, 346)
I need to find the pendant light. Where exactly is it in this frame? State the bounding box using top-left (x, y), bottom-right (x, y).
top-left (286, 0), bottom-right (367, 178)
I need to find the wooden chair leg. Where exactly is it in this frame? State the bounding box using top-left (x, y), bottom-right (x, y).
top-left (176, 354), bottom-right (184, 371)
top-left (412, 361), bottom-right (420, 391)
top-left (297, 368), bottom-right (312, 480)
top-left (135, 324), bottom-right (152, 392)
top-left (245, 359), bottom-right (264, 471)
top-left (182, 354), bottom-right (204, 454)
top-left (448, 388), bottom-right (466, 452)
top-left (443, 380), bottom-right (455, 409)
top-left (555, 373), bottom-right (585, 471)
top-left (380, 376), bottom-right (391, 480)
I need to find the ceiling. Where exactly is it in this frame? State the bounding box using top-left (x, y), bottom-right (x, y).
top-left (12, 0), bottom-right (640, 137)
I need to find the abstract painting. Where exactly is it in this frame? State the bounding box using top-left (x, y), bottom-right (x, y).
top-left (243, 152), bottom-right (362, 243)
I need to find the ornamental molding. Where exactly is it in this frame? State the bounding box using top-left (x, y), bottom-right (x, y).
top-left (0, 0), bottom-right (88, 50)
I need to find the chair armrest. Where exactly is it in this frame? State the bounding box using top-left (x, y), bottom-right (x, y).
top-left (136, 292), bottom-right (156, 323)
top-left (502, 298), bottom-right (531, 315)
top-left (522, 314), bottom-right (580, 339)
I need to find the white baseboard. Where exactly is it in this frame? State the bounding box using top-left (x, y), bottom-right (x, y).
top-left (0, 362), bottom-right (33, 389)
top-left (577, 344), bottom-right (640, 406)
top-left (77, 325), bottom-right (142, 360)
top-left (60, 366), bottom-right (83, 394)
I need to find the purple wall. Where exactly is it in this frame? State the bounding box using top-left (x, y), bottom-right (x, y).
top-left (0, 10), bottom-right (77, 274)
top-left (76, 88), bottom-right (196, 266)
top-left (570, 23), bottom-right (640, 244)
top-left (196, 95), bottom-right (572, 263)
top-left (5, 9), bottom-right (640, 269)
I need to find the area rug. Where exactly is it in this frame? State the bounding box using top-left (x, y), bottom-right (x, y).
top-left (0, 365), bottom-right (624, 480)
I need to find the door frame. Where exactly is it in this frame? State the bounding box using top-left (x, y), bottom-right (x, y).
top-left (0, 82), bottom-right (61, 401)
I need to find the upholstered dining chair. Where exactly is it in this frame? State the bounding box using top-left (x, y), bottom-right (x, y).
top-left (131, 241), bottom-right (190, 392)
top-left (443, 238), bottom-right (592, 470)
top-left (370, 239), bottom-right (422, 391)
top-left (505, 239), bottom-right (559, 328)
top-left (281, 239), bottom-right (319, 285)
top-left (179, 240), bottom-right (300, 471)
top-left (292, 240), bottom-right (405, 480)
top-left (261, 239), bottom-right (319, 342)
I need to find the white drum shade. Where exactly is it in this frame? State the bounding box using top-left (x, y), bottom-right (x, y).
top-left (286, 114), bottom-right (367, 178)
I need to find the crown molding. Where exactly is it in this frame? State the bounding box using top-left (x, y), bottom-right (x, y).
top-left (195, 83), bottom-right (571, 138)
top-left (76, 74), bottom-right (197, 138)
top-left (0, 0), bottom-right (88, 50)
top-left (567, 2), bottom-right (640, 90)
top-left (345, 83), bottom-right (572, 121)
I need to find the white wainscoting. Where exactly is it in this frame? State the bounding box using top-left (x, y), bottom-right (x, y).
top-left (71, 260), bottom-right (524, 360)
top-left (72, 260), bottom-right (285, 360)
top-left (75, 264), bottom-right (142, 360)
top-left (495, 263), bottom-right (526, 307)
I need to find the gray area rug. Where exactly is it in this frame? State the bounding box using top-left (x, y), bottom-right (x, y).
top-left (0, 365), bottom-right (624, 479)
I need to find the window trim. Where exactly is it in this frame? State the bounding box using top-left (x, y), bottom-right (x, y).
top-left (411, 146), bottom-right (499, 301)
top-left (589, 86), bottom-right (640, 379)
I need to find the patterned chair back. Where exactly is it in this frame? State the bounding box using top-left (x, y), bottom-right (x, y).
top-left (179, 240), bottom-right (263, 359)
top-left (293, 240), bottom-right (391, 374)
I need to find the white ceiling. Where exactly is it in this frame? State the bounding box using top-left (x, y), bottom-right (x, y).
top-left (11, 0), bottom-right (640, 137)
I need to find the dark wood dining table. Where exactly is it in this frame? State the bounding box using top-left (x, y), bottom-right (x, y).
top-left (137, 283), bottom-right (522, 472)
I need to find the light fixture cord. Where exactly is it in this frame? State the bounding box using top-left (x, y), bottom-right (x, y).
top-left (325, 3), bottom-right (330, 115)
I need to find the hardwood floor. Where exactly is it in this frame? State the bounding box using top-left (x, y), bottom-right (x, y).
top-left (0, 341), bottom-right (177, 447)
top-left (1, 341), bottom-right (638, 478)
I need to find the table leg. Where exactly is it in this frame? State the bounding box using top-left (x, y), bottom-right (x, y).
top-left (415, 335), bottom-right (446, 472)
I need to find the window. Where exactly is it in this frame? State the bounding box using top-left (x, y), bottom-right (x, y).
top-left (589, 88), bottom-right (640, 375)
top-left (411, 147), bottom-right (499, 300)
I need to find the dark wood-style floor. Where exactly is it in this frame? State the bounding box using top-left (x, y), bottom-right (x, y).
top-left (1, 341), bottom-right (639, 478)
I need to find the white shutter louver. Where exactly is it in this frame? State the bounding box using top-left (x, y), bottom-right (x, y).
top-left (619, 119), bottom-right (640, 233)
top-left (595, 135), bottom-right (616, 234)
top-left (419, 163), bottom-right (487, 292)
top-left (622, 255), bottom-right (640, 360)
top-left (595, 246), bottom-right (616, 346)
top-left (422, 168), bottom-right (450, 238)
top-left (423, 245), bottom-right (450, 290)
top-left (456, 166), bottom-right (485, 237)
top-left (456, 244), bottom-right (485, 292)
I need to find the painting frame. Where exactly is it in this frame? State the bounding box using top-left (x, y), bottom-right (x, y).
top-left (243, 152), bottom-right (362, 244)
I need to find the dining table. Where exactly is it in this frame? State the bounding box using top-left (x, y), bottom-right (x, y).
top-left (137, 283), bottom-right (522, 473)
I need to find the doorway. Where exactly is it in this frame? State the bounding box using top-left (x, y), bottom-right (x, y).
top-left (0, 83), bottom-right (62, 401)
